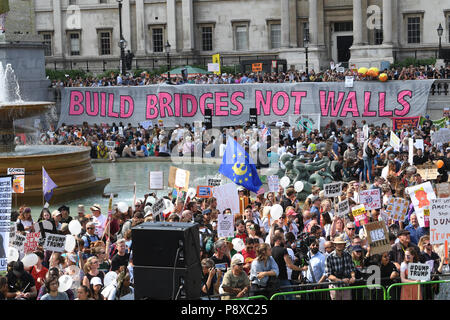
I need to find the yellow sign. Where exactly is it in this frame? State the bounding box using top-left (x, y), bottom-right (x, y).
top-left (212, 53), bottom-right (221, 75)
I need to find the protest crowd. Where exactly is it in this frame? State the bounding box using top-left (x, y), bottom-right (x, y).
top-left (51, 64), bottom-right (450, 88)
top-left (2, 111), bottom-right (450, 301)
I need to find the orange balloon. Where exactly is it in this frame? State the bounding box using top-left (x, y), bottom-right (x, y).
top-left (379, 73), bottom-right (388, 82)
top-left (436, 160), bottom-right (444, 169)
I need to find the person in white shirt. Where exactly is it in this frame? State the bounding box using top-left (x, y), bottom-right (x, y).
top-left (90, 204), bottom-right (107, 238)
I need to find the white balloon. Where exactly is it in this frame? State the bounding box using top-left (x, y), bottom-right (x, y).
top-left (117, 201), bottom-right (128, 213)
top-left (68, 220), bottom-right (82, 235)
top-left (34, 220), bottom-right (53, 233)
top-left (280, 176), bottom-right (290, 189)
top-left (58, 275), bottom-right (73, 292)
top-left (104, 271), bottom-right (118, 287)
top-left (22, 253), bottom-right (39, 268)
top-left (232, 238), bottom-right (245, 252)
top-left (270, 204), bottom-right (283, 220)
top-left (294, 181), bottom-right (304, 192)
top-left (8, 247), bottom-right (19, 262)
top-left (64, 234), bottom-right (76, 252)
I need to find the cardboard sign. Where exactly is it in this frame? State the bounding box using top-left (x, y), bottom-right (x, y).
top-left (364, 221), bottom-right (391, 255)
top-left (407, 182), bottom-right (436, 227)
top-left (268, 175), bottom-right (279, 193)
top-left (436, 183), bottom-right (450, 198)
top-left (218, 213), bottom-right (234, 238)
top-left (213, 183), bottom-right (240, 214)
top-left (336, 199), bottom-right (350, 217)
top-left (390, 131), bottom-right (401, 151)
top-left (7, 168), bottom-right (25, 194)
top-left (359, 189), bottom-right (381, 210)
top-left (384, 197), bottom-right (409, 222)
top-left (324, 182), bottom-right (342, 198)
top-left (430, 198), bottom-right (450, 245)
top-left (208, 178), bottom-right (222, 187)
top-left (252, 63), bottom-right (263, 72)
top-left (168, 166), bottom-right (190, 192)
top-left (10, 232), bottom-right (26, 253)
top-left (196, 186), bottom-right (213, 198)
top-left (352, 204), bottom-right (368, 227)
top-left (408, 263), bottom-right (431, 281)
top-left (24, 232), bottom-right (41, 254)
top-left (416, 167), bottom-right (439, 180)
top-left (44, 234), bottom-right (67, 253)
top-left (149, 171), bottom-right (164, 190)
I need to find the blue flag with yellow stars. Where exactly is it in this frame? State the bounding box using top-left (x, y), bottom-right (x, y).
top-left (219, 137), bottom-right (262, 193)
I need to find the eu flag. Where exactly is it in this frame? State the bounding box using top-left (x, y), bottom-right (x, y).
top-left (42, 167), bottom-right (58, 203)
top-left (219, 137), bottom-right (262, 193)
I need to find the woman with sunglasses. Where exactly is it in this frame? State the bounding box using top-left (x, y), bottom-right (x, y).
top-left (82, 256), bottom-right (105, 289)
top-left (400, 247), bottom-right (422, 300)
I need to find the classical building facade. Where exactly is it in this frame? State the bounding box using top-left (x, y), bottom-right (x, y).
top-left (34, 0), bottom-right (450, 73)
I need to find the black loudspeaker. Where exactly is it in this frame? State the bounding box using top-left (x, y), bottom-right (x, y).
top-left (204, 108), bottom-right (212, 129)
top-left (249, 108), bottom-right (257, 125)
top-left (132, 222), bottom-right (201, 268)
top-left (134, 264), bottom-right (202, 300)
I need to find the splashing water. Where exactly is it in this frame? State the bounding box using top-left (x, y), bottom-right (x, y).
top-left (0, 62), bottom-right (23, 103)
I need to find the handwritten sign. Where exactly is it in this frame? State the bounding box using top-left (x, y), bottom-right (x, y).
top-left (24, 232), bottom-right (41, 254)
top-left (168, 166), bottom-right (190, 192)
top-left (196, 186), bottom-right (213, 198)
top-left (10, 232), bottom-right (26, 253)
top-left (218, 214), bottom-right (234, 238)
top-left (213, 183), bottom-right (240, 214)
top-left (359, 189), bottom-right (381, 210)
top-left (151, 198), bottom-right (166, 218)
top-left (324, 182), bottom-right (342, 198)
top-left (336, 199), bottom-right (350, 217)
top-left (268, 175), bottom-right (279, 193)
top-left (149, 171), bottom-right (164, 190)
top-left (364, 221), bottom-right (390, 255)
top-left (44, 234), bottom-right (66, 253)
top-left (390, 131), bottom-right (401, 151)
top-left (208, 178), bottom-right (222, 187)
top-left (352, 204), bottom-right (368, 227)
top-left (384, 198), bottom-right (409, 222)
top-left (408, 263), bottom-right (431, 281)
top-left (430, 198), bottom-right (450, 245)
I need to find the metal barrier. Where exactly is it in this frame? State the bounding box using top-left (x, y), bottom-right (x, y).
top-left (233, 295), bottom-right (269, 301)
top-left (386, 280), bottom-right (450, 300)
top-left (269, 284), bottom-right (386, 301)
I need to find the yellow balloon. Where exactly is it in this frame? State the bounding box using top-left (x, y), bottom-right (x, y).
top-left (358, 67), bottom-right (368, 75)
top-left (368, 67), bottom-right (379, 77)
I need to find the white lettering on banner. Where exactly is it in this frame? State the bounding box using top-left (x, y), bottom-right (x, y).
top-left (324, 182), bottom-right (342, 198)
top-left (0, 177), bottom-right (11, 272)
top-left (59, 81), bottom-right (434, 128)
top-left (408, 263), bottom-right (431, 281)
top-left (359, 189), bottom-right (381, 210)
top-left (430, 198), bottom-right (450, 244)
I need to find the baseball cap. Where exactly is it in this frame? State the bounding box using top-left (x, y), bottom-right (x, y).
top-left (51, 210), bottom-right (61, 218)
top-left (231, 255), bottom-right (244, 266)
top-left (90, 277), bottom-right (103, 286)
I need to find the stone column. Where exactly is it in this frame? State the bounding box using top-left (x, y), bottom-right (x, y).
top-left (167, 0), bottom-right (177, 50)
top-left (288, 0), bottom-right (297, 47)
top-left (135, 0), bottom-right (146, 55)
top-left (182, 0), bottom-right (194, 51)
top-left (123, 0), bottom-right (132, 50)
top-left (309, 0), bottom-right (318, 46)
top-left (52, 0), bottom-right (63, 57)
top-left (382, 0), bottom-right (392, 44)
top-left (281, 0), bottom-right (290, 48)
top-left (353, 0), bottom-right (363, 45)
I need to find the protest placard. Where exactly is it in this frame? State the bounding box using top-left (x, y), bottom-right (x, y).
top-left (407, 182), bottom-right (436, 227)
top-left (105, 141), bottom-right (115, 149)
top-left (268, 175), bottom-right (279, 193)
top-left (408, 138), bottom-right (414, 166)
top-left (213, 183), bottom-right (240, 214)
top-left (390, 131), bottom-right (401, 151)
top-left (196, 186), bottom-right (213, 198)
top-left (24, 232), bottom-right (41, 254)
top-left (430, 198), bottom-right (450, 245)
top-left (218, 214), bottom-right (234, 238)
top-left (7, 168), bottom-right (25, 194)
top-left (168, 166), bottom-right (190, 192)
top-left (414, 139), bottom-right (424, 151)
top-left (436, 183), bottom-right (450, 198)
top-left (324, 182), bottom-right (342, 198)
top-left (10, 232), bottom-right (26, 253)
top-left (359, 189), bottom-right (381, 210)
top-left (345, 76), bottom-right (354, 88)
top-left (352, 204), bottom-right (368, 227)
top-left (149, 171), bottom-right (164, 190)
top-left (151, 198), bottom-right (166, 218)
top-left (208, 178), bottom-right (222, 187)
top-left (0, 177), bottom-right (11, 272)
top-left (416, 166), bottom-right (439, 180)
top-left (431, 128), bottom-right (450, 145)
top-left (408, 263), bottom-right (431, 281)
top-left (384, 198), bottom-right (409, 222)
top-left (44, 234), bottom-right (67, 252)
top-left (364, 221), bottom-right (391, 255)
top-left (336, 199), bottom-right (349, 217)
top-left (140, 120), bottom-right (153, 130)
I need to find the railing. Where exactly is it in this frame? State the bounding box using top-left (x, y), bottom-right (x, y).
top-left (385, 279), bottom-right (450, 300)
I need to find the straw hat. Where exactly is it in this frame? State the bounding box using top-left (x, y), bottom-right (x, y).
top-left (332, 234), bottom-right (347, 244)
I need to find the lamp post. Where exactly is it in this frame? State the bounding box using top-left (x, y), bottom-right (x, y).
top-left (304, 32), bottom-right (309, 75)
top-left (165, 40), bottom-right (171, 84)
top-left (117, 0), bottom-right (127, 76)
top-left (437, 23), bottom-right (443, 59)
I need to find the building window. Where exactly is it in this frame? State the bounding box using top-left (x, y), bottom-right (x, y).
top-left (334, 22), bottom-right (353, 32)
top-left (99, 30), bottom-right (111, 55)
top-left (152, 28), bottom-right (163, 52)
top-left (40, 32), bottom-right (53, 56)
top-left (68, 32), bottom-right (80, 56)
top-left (375, 28), bottom-right (383, 45)
top-left (235, 25), bottom-right (248, 51)
top-left (407, 17), bottom-right (421, 43)
top-left (99, 0), bottom-right (107, 3)
top-left (69, 0), bottom-right (77, 5)
top-left (201, 26), bottom-right (213, 51)
top-left (448, 15), bottom-right (450, 42)
top-left (303, 22), bottom-right (309, 46)
top-left (270, 24), bottom-right (281, 49)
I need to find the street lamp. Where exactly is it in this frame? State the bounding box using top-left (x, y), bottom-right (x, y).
top-left (117, 0), bottom-right (127, 76)
top-left (165, 40), bottom-right (171, 84)
top-left (437, 23), bottom-right (443, 59)
top-left (304, 32), bottom-right (310, 75)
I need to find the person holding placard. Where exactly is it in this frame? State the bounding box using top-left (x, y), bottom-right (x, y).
top-left (400, 247), bottom-right (422, 300)
top-left (389, 230), bottom-right (421, 270)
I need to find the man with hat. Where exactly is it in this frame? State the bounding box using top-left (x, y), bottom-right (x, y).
top-left (90, 204), bottom-right (107, 238)
top-left (50, 210), bottom-right (62, 231)
top-left (77, 205), bottom-right (85, 220)
top-left (388, 229), bottom-right (421, 270)
top-left (221, 255), bottom-right (250, 300)
top-left (325, 234), bottom-right (356, 300)
top-left (58, 205), bottom-right (72, 224)
top-left (5, 261), bottom-right (37, 300)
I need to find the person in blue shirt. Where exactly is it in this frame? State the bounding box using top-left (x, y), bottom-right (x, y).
top-left (136, 141), bottom-right (148, 157)
top-left (310, 197), bottom-right (321, 223)
top-left (404, 213), bottom-right (426, 245)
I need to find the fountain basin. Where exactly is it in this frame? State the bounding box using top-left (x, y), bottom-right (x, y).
top-left (0, 145), bottom-right (110, 205)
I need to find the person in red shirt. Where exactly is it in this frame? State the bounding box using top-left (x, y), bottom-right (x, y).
top-left (234, 219), bottom-right (248, 243)
top-left (30, 251), bottom-right (48, 292)
top-left (241, 238), bottom-right (257, 275)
